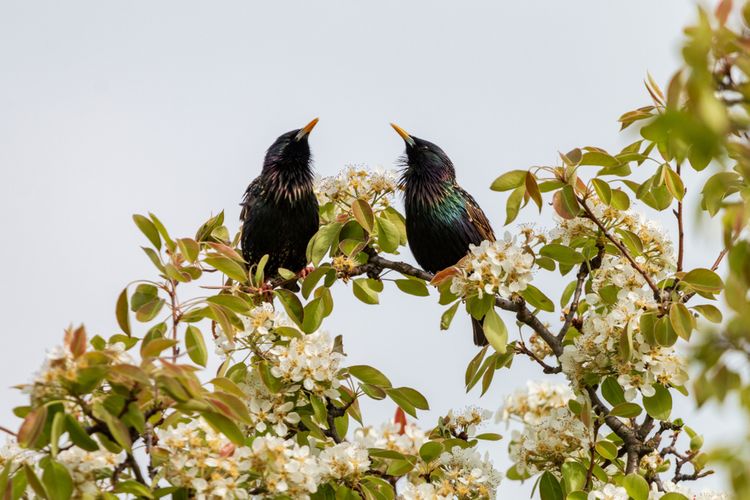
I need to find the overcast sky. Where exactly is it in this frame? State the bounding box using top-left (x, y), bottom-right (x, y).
top-left (0, 0), bottom-right (737, 496)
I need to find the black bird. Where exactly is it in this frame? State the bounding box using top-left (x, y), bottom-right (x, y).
top-left (392, 123), bottom-right (495, 346)
top-left (240, 119), bottom-right (320, 278)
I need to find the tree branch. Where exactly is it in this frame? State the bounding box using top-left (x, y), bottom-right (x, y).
top-left (355, 252), bottom-right (562, 356)
top-left (577, 196), bottom-right (662, 300)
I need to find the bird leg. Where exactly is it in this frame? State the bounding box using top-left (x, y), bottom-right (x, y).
top-left (298, 266), bottom-right (315, 279)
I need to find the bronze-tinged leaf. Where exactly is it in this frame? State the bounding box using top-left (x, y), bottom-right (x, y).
top-left (525, 172), bottom-right (543, 210)
top-left (430, 267), bottom-right (459, 286)
top-left (65, 325), bottom-right (87, 359)
top-left (206, 242), bottom-right (245, 263)
top-left (716, 0), bottom-right (733, 25)
top-left (115, 288), bottom-right (131, 336)
top-left (552, 186), bottom-right (580, 219)
top-left (18, 406), bottom-right (48, 448)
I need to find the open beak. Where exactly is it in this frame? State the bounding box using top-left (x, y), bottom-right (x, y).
top-left (295, 117), bottom-right (319, 141)
top-left (390, 122), bottom-right (415, 147)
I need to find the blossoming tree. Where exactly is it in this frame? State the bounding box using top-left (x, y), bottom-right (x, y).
top-left (3, 2), bottom-right (750, 499)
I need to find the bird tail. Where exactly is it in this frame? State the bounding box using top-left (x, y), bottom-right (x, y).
top-left (472, 317), bottom-right (489, 347)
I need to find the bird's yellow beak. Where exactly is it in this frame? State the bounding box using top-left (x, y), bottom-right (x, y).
top-left (390, 122), bottom-right (415, 147)
top-left (295, 117), bottom-right (319, 141)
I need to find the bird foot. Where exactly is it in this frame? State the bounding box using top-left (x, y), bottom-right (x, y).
top-left (298, 266), bottom-right (315, 279)
top-left (256, 282), bottom-right (275, 302)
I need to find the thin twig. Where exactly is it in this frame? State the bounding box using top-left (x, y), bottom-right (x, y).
top-left (577, 196), bottom-right (662, 299)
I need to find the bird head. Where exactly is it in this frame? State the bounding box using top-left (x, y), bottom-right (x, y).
top-left (391, 123), bottom-right (456, 182)
top-left (262, 118), bottom-right (319, 174)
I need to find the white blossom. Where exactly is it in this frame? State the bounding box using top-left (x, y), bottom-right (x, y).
top-left (315, 166), bottom-right (400, 216)
top-left (500, 380), bottom-right (574, 425)
top-left (450, 234), bottom-right (535, 299)
top-left (318, 442), bottom-right (371, 480)
top-left (588, 483), bottom-right (629, 500)
top-left (57, 447), bottom-right (124, 497)
top-left (353, 421), bottom-right (426, 456)
top-left (268, 330), bottom-right (344, 397)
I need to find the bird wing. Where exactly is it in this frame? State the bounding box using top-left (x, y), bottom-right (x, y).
top-left (456, 185), bottom-right (496, 243)
top-left (240, 177), bottom-right (264, 222)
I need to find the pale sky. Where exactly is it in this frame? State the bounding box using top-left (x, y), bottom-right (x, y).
top-left (0, 0), bottom-right (737, 496)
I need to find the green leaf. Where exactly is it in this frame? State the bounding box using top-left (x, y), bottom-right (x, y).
top-left (114, 481), bottom-right (154, 499)
top-left (483, 308), bottom-right (508, 354)
top-left (610, 188), bottom-right (631, 210)
top-left (133, 214), bottom-right (161, 249)
top-left (301, 298), bottom-right (325, 333)
top-left (185, 326), bottom-right (208, 367)
top-left (204, 257), bottom-right (247, 282)
top-left (24, 464), bottom-right (48, 499)
top-left (660, 494), bottom-right (689, 500)
top-left (595, 440), bottom-right (618, 460)
top-left (681, 268), bottom-right (724, 294)
top-left (392, 387), bottom-right (429, 410)
top-left (539, 471), bottom-right (563, 500)
top-left (177, 238), bottom-right (200, 263)
top-left (540, 244), bottom-right (584, 266)
top-left (42, 460), bottom-right (73, 500)
top-left (115, 288), bottom-right (131, 336)
top-left (385, 457), bottom-right (416, 476)
top-left (352, 199), bottom-right (375, 233)
top-left (65, 415), bottom-right (99, 451)
top-left (348, 366), bottom-right (392, 388)
top-left (440, 302), bottom-right (460, 330)
top-left (643, 384), bottom-right (672, 420)
top-left (376, 216), bottom-right (401, 253)
top-left (520, 284), bottom-right (554, 312)
top-left (49, 412), bottom-right (65, 457)
top-left (591, 178), bottom-right (612, 205)
top-left (693, 304), bottom-right (722, 323)
top-left (275, 289), bottom-right (304, 327)
top-left (664, 167), bottom-right (685, 200)
top-left (490, 170), bottom-right (527, 191)
top-left (103, 413), bottom-right (132, 452)
top-left (561, 461), bottom-right (587, 493)
top-left (201, 412), bottom-right (245, 445)
top-left (352, 278), bottom-right (383, 305)
top-left (395, 279), bottom-right (429, 297)
top-left (419, 442), bottom-right (443, 463)
top-left (307, 222), bottom-right (343, 266)
top-left (475, 432), bottom-right (503, 441)
top-left (669, 303), bottom-right (694, 340)
top-left (623, 473), bottom-right (649, 500)
top-left (505, 185), bottom-right (525, 225)
top-left (609, 402), bottom-right (642, 418)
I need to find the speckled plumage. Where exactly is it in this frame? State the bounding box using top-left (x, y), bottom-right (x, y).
top-left (396, 129), bottom-right (495, 346)
top-left (240, 125), bottom-right (319, 276)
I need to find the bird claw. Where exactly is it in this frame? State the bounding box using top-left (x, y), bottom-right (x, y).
top-left (298, 266), bottom-right (315, 279)
top-left (257, 282), bottom-right (274, 302)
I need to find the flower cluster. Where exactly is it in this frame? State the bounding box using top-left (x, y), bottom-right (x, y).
top-left (588, 484), bottom-right (629, 500)
top-left (248, 436), bottom-right (322, 498)
top-left (443, 406), bottom-right (493, 436)
top-left (57, 447), bottom-right (124, 497)
top-left (500, 380), bottom-right (574, 425)
top-left (214, 303), bottom-right (287, 354)
top-left (156, 419), bottom-right (255, 498)
top-left (508, 407), bottom-right (590, 476)
top-left (315, 166), bottom-right (399, 215)
top-left (268, 330), bottom-right (344, 397)
top-left (434, 446), bottom-right (503, 499)
top-left (353, 421), bottom-right (426, 456)
top-left (450, 234), bottom-right (535, 299)
top-left (240, 369), bottom-right (301, 436)
top-left (318, 442), bottom-right (371, 481)
top-left (23, 340), bottom-right (131, 405)
top-left (560, 288), bottom-right (688, 399)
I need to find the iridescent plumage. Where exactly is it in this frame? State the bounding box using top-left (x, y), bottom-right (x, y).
top-left (393, 124), bottom-right (495, 346)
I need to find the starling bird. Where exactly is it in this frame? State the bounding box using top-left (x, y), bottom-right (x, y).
top-left (240, 119), bottom-right (320, 278)
top-left (391, 123), bottom-right (495, 346)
